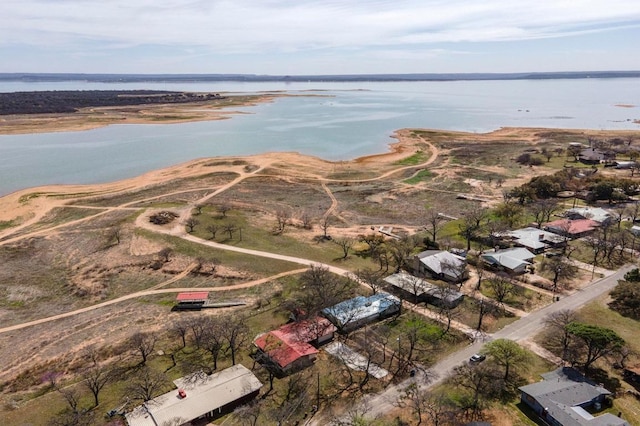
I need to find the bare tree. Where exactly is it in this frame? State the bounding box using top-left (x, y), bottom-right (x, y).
top-left (202, 318), bottom-right (225, 371)
top-left (530, 199), bottom-right (559, 228)
top-left (223, 223), bottom-right (238, 239)
top-left (171, 319), bottom-right (191, 349)
top-left (296, 264), bottom-right (356, 315)
top-left (300, 210), bottom-right (313, 230)
top-left (184, 217), bottom-right (199, 233)
top-left (320, 215), bottom-right (332, 239)
top-left (450, 363), bottom-right (500, 421)
top-left (540, 257), bottom-right (579, 293)
top-left (217, 203), bottom-right (231, 218)
top-left (475, 298), bottom-right (495, 331)
top-left (387, 235), bottom-right (420, 272)
top-left (544, 309), bottom-right (578, 361)
top-left (234, 400), bottom-right (262, 426)
top-left (131, 332), bottom-right (157, 366)
top-left (81, 348), bottom-right (112, 407)
top-left (222, 315), bottom-right (249, 365)
top-left (333, 237), bottom-right (354, 259)
top-left (354, 268), bottom-right (385, 295)
top-left (206, 224), bottom-right (219, 239)
top-left (274, 208), bottom-right (291, 234)
top-left (488, 274), bottom-right (518, 306)
top-left (127, 367), bottom-right (169, 402)
top-left (425, 209), bottom-right (445, 244)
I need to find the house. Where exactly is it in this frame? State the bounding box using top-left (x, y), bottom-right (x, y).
top-left (322, 293), bottom-right (401, 332)
top-left (253, 317), bottom-right (336, 375)
top-left (630, 225), bottom-right (640, 237)
top-left (125, 364), bottom-right (262, 426)
top-left (383, 272), bottom-right (464, 307)
top-left (412, 250), bottom-right (468, 282)
top-left (578, 148), bottom-right (615, 164)
top-left (566, 207), bottom-right (613, 224)
top-left (481, 247), bottom-right (535, 274)
top-left (519, 367), bottom-right (629, 426)
top-left (502, 227), bottom-right (566, 254)
top-left (544, 218), bottom-right (599, 239)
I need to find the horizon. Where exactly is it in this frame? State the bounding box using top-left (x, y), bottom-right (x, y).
top-left (2, 1), bottom-right (640, 75)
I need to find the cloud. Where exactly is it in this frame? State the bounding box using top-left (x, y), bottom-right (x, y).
top-left (2, 0), bottom-right (640, 52)
top-left (1, 0), bottom-right (640, 73)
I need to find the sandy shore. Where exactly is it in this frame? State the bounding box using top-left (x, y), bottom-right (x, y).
top-left (2, 125), bottom-right (639, 229)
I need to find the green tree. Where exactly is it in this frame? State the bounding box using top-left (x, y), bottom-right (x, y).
top-left (566, 322), bottom-right (625, 371)
top-left (481, 339), bottom-right (530, 381)
top-left (609, 280), bottom-right (640, 319)
top-left (624, 268), bottom-right (640, 282)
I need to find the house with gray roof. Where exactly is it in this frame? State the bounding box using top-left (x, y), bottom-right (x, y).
top-left (481, 247), bottom-right (535, 274)
top-left (412, 250), bottom-right (468, 283)
top-left (125, 364), bottom-right (262, 426)
top-left (566, 207), bottom-right (614, 225)
top-left (383, 272), bottom-right (464, 307)
top-left (503, 227), bottom-right (566, 254)
top-left (519, 367), bottom-right (629, 426)
top-left (322, 292), bottom-right (401, 333)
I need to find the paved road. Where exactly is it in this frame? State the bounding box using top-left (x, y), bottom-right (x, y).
top-left (312, 264), bottom-right (635, 425)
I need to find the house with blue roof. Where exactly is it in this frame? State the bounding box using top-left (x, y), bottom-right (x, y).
top-left (322, 292), bottom-right (401, 333)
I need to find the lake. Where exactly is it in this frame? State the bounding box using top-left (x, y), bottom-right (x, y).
top-left (0, 79), bottom-right (639, 196)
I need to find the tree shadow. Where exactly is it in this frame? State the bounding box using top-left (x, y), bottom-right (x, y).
top-left (585, 367), bottom-right (622, 393)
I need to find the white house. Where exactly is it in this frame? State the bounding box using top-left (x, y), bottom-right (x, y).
top-left (413, 250), bottom-right (468, 282)
top-left (125, 364), bottom-right (262, 426)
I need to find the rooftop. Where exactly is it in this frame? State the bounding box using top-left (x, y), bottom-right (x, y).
top-left (253, 317), bottom-right (336, 369)
top-left (520, 367), bottom-right (628, 426)
top-left (125, 364), bottom-right (262, 426)
top-left (566, 207), bottom-right (613, 223)
top-left (383, 272), bottom-right (464, 303)
top-left (544, 218), bottom-right (599, 235)
top-left (176, 291), bottom-right (209, 302)
top-left (481, 247), bottom-right (534, 270)
top-left (322, 293), bottom-right (400, 328)
top-left (416, 250), bottom-right (466, 278)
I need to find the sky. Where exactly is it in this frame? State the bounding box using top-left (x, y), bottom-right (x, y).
top-left (2, 0), bottom-right (640, 75)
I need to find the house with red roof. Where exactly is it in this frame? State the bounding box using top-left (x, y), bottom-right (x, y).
top-left (544, 218), bottom-right (599, 239)
top-left (253, 317), bottom-right (337, 375)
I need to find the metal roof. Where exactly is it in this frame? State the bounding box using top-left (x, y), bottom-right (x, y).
top-left (322, 293), bottom-right (400, 328)
top-left (176, 291), bottom-right (209, 301)
top-left (125, 364), bottom-right (262, 426)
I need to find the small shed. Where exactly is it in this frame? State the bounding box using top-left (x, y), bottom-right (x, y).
top-left (174, 292), bottom-right (209, 310)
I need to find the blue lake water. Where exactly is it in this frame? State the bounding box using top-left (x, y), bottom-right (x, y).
top-left (0, 79), bottom-right (639, 196)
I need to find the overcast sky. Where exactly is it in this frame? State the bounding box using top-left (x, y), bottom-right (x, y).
top-left (2, 0), bottom-right (640, 75)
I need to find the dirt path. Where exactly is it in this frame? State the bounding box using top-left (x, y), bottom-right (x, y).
top-left (0, 268), bottom-right (307, 335)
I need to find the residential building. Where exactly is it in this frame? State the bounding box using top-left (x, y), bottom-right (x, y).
top-left (322, 293), bottom-right (401, 332)
top-left (125, 364), bottom-right (262, 426)
top-left (502, 227), bottom-right (566, 254)
top-left (519, 367), bottom-right (629, 426)
top-left (481, 247), bottom-right (535, 274)
top-left (566, 207), bottom-right (613, 224)
top-left (544, 218), bottom-right (600, 239)
top-left (383, 272), bottom-right (464, 307)
top-left (253, 317), bottom-right (336, 375)
top-left (412, 250), bottom-right (468, 282)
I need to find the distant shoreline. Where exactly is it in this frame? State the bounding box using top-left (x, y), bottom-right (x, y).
top-left (2, 71), bottom-right (640, 84)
